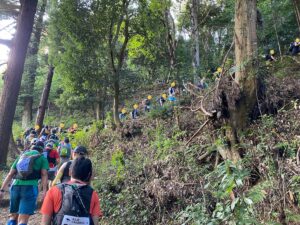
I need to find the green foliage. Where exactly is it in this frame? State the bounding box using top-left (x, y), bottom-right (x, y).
top-left (71, 130), bottom-right (90, 148)
top-left (147, 104), bottom-right (174, 120)
top-left (111, 149), bottom-right (125, 182)
top-left (178, 161), bottom-right (270, 225)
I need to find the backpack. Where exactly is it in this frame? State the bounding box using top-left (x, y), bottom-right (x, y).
top-left (53, 184), bottom-right (94, 225)
top-left (44, 149), bottom-right (57, 166)
top-left (49, 134), bottom-right (59, 141)
top-left (60, 142), bottom-right (70, 157)
top-left (16, 152), bottom-right (41, 180)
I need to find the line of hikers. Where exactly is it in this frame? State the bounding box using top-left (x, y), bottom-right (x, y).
top-left (264, 38), bottom-right (300, 63)
top-left (119, 82), bottom-right (178, 120)
top-left (0, 128), bottom-right (102, 225)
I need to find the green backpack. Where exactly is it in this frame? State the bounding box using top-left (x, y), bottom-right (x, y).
top-left (60, 142), bottom-right (70, 157)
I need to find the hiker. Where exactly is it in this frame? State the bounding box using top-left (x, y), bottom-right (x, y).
top-left (0, 141), bottom-right (49, 225)
top-left (168, 82), bottom-right (176, 97)
top-left (289, 38), bottom-right (300, 56)
top-left (24, 130), bottom-right (38, 150)
top-left (265, 49), bottom-right (276, 62)
top-left (132, 104), bottom-right (139, 119)
top-left (159, 94), bottom-right (167, 106)
top-left (168, 82), bottom-right (177, 102)
top-left (52, 146), bottom-right (88, 186)
top-left (41, 157), bottom-right (102, 225)
top-left (119, 108), bottom-right (127, 121)
top-left (144, 95), bottom-right (152, 112)
top-left (58, 123), bottom-right (65, 134)
top-left (39, 125), bottom-right (50, 139)
top-left (48, 129), bottom-right (59, 141)
top-left (214, 67), bottom-right (222, 80)
top-left (43, 142), bottom-right (60, 186)
top-left (57, 137), bottom-right (72, 165)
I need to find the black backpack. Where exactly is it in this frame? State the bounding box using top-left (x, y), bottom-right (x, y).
top-left (52, 183), bottom-right (94, 225)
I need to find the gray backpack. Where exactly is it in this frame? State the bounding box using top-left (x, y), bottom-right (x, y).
top-left (16, 153), bottom-right (41, 180)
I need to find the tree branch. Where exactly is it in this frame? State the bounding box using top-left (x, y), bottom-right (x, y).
top-left (186, 119), bottom-right (211, 146)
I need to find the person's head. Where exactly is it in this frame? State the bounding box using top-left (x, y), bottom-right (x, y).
top-left (31, 141), bottom-right (45, 153)
top-left (51, 129), bottom-right (57, 134)
top-left (46, 142), bottom-right (53, 150)
top-left (73, 145), bottom-right (88, 159)
top-left (70, 157), bottom-right (93, 183)
top-left (30, 138), bottom-right (39, 146)
top-left (296, 38), bottom-right (300, 43)
top-left (30, 130), bottom-right (37, 136)
top-left (64, 137), bottom-right (70, 143)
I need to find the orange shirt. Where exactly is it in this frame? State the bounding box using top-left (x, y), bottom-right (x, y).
top-left (41, 181), bottom-right (102, 217)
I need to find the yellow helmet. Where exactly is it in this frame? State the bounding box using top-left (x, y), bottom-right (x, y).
top-left (59, 123), bottom-right (65, 128)
top-left (133, 104), bottom-right (138, 109)
top-left (73, 123), bottom-right (78, 129)
top-left (270, 49), bottom-right (275, 55)
top-left (171, 82), bottom-right (176, 87)
top-left (162, 93), bottom-right (167, 99)
top-left (296, 38), bottom-right (300, 42)
top-left (147, 95), bottom-right (152, 100)
top-left (121, 108), bottom-right (127, 114)
top-left (217, 67), bottom-right (222, 73)
top-left (34, 125), bottom-right (40, 130)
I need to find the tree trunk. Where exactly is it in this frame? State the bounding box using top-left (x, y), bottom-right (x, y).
top-left (22, 96), bottom-right (33, 128)
top-left (0, 0), bottom-right (38, 165)
top-left (293, 0), bottom-right (300, 33)
top-left (21, 0), bottom-right (47, 128)
top-left (270, 0), bottom-right (282, 59)
top-left (113, 74), bottom-right (121, 126)
top-left (233, 0), bottom-right (258, 130)
top-left (191, 0), bottom-right (200, 82)
top-left (35, 65), bottom-right (54, 133)
top-left (164, 8), bottom-right (177, 82)
top-left (95, 89), bottom-right (102, 121)
top-left (218, 0), bottom-right (258, 163)
top-left (108, 0), bottom-right (130, 127)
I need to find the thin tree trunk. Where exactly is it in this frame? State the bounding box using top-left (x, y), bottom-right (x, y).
top-left (113, 76), bottom-right (120, 126)
top-left (95, 89), bottom-right (101, 121)
top-left (21, 0), bottom-right (47, 128)
top-left (293, 0), bottom-right (300, 34)
top-left (191, 0), bottom-right (200, 82)
top-left (0, 0), bottom-right (38, 165)
top-left (108, 0), bottom-right (130, 127)
top-left (270, 0), bottom-right (282, 59)
top-left (35, 66), bottom-right (54, 133)
top-left (164, 8), bottom-right (177, 82)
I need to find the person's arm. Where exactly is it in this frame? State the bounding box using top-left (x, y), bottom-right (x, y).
top-left (41, 169), bottom-right (48, 199)
top-left (92, 216), bottom-right (99, 225)
top-left (51, 163), bottom-right (66, 187)
top-left (41, 215), bottom-right (52, 225)
top-left (0, 169), bottom-right (16, 199)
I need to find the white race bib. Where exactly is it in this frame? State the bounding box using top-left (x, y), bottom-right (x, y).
top-left (61, 215), bottom-right (89, 225)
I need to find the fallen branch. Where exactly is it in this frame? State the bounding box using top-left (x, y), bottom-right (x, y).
top-left (197, 150), bottom-right (212, 161)
top-left (186, 119), bottom-right (210, 146)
